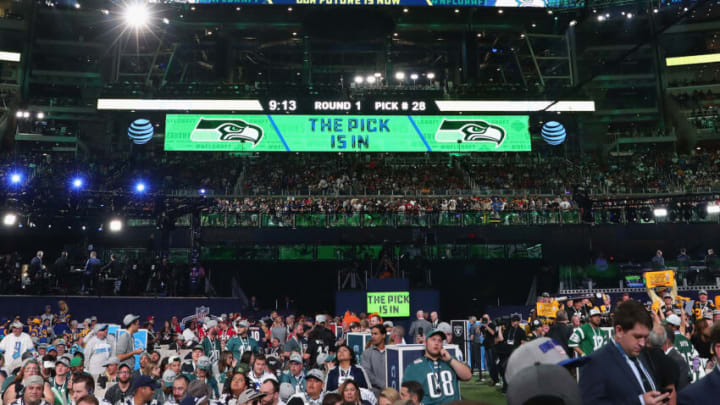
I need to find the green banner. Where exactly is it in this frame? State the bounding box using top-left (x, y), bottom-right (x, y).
top-left (367, 291), bottom-right (410, 317)
top-left (164, 114), bottom-right (531, 152)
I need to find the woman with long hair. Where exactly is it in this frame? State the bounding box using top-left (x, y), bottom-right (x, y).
top-left (217, 351), bottom-right (235, 386)
top-left (692, 318), bottom-right (712, 358)
top-left (219, 369), bottom-right (249, 405)
top-left (325, 344), bottom-right (370, 392)
top-left (159, 321), bottom-right (175, 346)
top-left (338, 380), bottom-right (369, 405)
top-left (2, 359), bottom-right (54, 405)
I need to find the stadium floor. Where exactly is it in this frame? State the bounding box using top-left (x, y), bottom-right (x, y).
top-left (460, 380), bottom-right (507, 404)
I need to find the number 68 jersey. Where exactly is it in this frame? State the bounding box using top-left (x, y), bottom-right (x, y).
top-left (402, 356), bottom-right (461, 405)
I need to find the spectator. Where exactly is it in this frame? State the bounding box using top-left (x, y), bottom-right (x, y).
top-left (377, 388), bottom-right (400, 405)
top-left (96, 357), bottom-right (119, 398)
top-left (81, 252), bottom-right (101, 295)
top-left (9, 375), bottom-right (49, 405)
top-left (165, 375), bottom-right (188, 405)
top-left (546, 311), bottom-right (573, 357)
top-left (0, 321), bottom-right (34, 371)
top-left (408, 311), bottom-right (431, 343)
top-left (70, 374), bottom-right (96, 405)
top-left (399, 381), bottom-right (423, 405)
top-left (678, 322), bottom-right (720, 404)
top-left (495, 315), bottom-right (526, 393)
top-left (325, 345), bottom-right (370, 392)
top-left (651, 250), bottom-right (665, 269)
top-left (286, 369), bottom-right (325, 405)
top-left (123, 376), bottom-right (159, 405)
top-left (84, 325), bottom-right (115, 376)
top-left (568, 308), bottom-right (607, 357)
top-left (116, 315), bottom-right (143, 369)
top-left (279, 353), bottom-right (306, 394)
top-left (258, 379), bottom-right (281, 405)
top-left (49, 357), bottom-right (71, 405)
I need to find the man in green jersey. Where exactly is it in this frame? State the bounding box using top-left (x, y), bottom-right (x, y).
top-left (402, 329), bottom-right (472, 405)
top-left (568, 308), bottom-right (607, 357)
top-left (665, 314), bottom-right (698, 373)
top-left (226, 320), bottom-right (261, 361)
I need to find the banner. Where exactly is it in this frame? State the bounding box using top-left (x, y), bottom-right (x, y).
top-left (536, 302), bottom-right (559, 318)
top-left (367, 292), bottom-right (410, 317)
top-left (644, 270), bottom-right (675, 288)
top-left (165, 114), bottom-right (531, 152)
top-left (182, 0), bottom-right (566, 8)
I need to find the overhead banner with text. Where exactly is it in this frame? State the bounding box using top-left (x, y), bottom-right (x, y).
top-left (164, 114), bottom-right (531, 152)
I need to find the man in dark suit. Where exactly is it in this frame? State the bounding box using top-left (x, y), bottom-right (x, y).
top-left (408, 310), bottom-right (432, 343)
top-left (579, 300), bottom-right (670, 405)
top-left (678, 322), bottom-right (720, 405)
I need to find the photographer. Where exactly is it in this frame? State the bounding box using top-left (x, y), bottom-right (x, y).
top-left (494, 314), bottom-right (525, 394)
top-left (471, 314), bottom-right (497, 385)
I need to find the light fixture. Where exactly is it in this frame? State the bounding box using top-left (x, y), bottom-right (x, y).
top-left (366, 75), bottom-right (376, 84)
top-left (15, 111), bottom-right (22, 118)
top-left (74, 3), bottom-right (80, 9)
top-left (354, 75), bottom-right (364, 84)
top-left (9, 173), bottom-right (21, 184)
top-left (374, 72), bottom-right (382, 78)
top-left (454, 8), bottom-right (459, 13)
top-left (22, 111), bottom-right (30, 118)
top-left (498, 9), bottom-right (503, 14)
top-left (124, 4), bottom-right (150, 29)
top-left (199, 188), bottom-right (206, 195)
top-left (708, 205), bottom-right (720, 214)
top-left (109, 219), bottom-right (123, 232)
top-left (403, 8), bottom-right (408, 13)
top-left (162, 18), bottom-right (169, 24)
top-left (626, 13), bottom-right (633, 19)
top-left (3, 214), bottom-right (17, 226)
top-left (395, 72), bottom-right (405, 80)
top-left (36, 112), bottom-right (44, 120)
top-left (135, 182), bottom-right (146, 192)
top-left (569, 20), bottom-right (578, 26)
top-left (653, 208), bottom-right (668, 217)
top-left (410, 73), bottom-right (419, 80)
top-left (597, 15), bottom-right (605, 21)
top-left (427, 72), bottom-right (436, 80)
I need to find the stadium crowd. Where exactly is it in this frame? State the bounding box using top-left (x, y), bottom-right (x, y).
top-left (0, 286), bottom-right (718, 405)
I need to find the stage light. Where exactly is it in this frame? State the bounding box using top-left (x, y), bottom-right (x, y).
top-left (36, 112), bottom-right (44, 119)
top-left (597, 15), bottom-right (605, 21)
top-left (569, 20), bottom-right (578, 26)
top-left (109, 219), bottom-right (123, 232)
top-left (410, 73), bottom-right (419, 80)
top-left (22, 111), bottom-right (30, 118)
top-left (626, 13), bottom-right (633, 19)
top-left (71, 177), bottom-right (84, 189)
top-left (135, 182), bottom-right (146, 192)
top-left (427, 72), bottom-right (435, 80)
top-left (101, 9), bottom-right (109, 15)
top-left (3, 214), bottom-right (17, 226)
top-left (653, 208), bottom-right (668, 217)
top-left (395, 72), bottom-right (405, 80)
top-left (199, 188), bottom-right (206, 195)
top-left (708, 204), bottom-right (720, 214)
top-left (15, 111), bottom-right (22, 118)
top-left (162, 18), bottom-right (169, 24)
top-left (354, 75), bottom-right (364, 84)
top-left (9, 173), bottom-right (21, 184)
top-left (124, 3), bottom-right (150, 29)
top-left (366, 75), bottom-right (376, 84)
top-left (74, 3), bottom-right (80, 9)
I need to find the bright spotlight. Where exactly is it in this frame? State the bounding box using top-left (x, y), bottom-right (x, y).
top-left (36, 112), bottom-right (44, 120)
top-left (3, 214), bottom-right (17, 226)
top-left (124, 4), bottom-right (150, 29)
top-left (71, 178), bottom-right (84, 189)
top-left (74, 3), bottom-right (80, 9)
top-left (569, 20), bottom-right (578, 26)
top-left (199, 188), bottom-right (206, 195)
top-left (15, 111), bottom-right (22, 118)
top-left (162, 17), bottom-right (169, 24)
top-left (22, 111), bottom-right (30, 118)
top-left (626, 13), bottom-right (633, 19)
top-left (9, 173), bottom-right (21, 184)
top-left (427, 72), bottom-right (436, 80)
top-left (366, 75), bottom-right (376, 84)
top-left (395, 72), bottom-right (405, 80)
top-left (653, 208), bottom-right (668, 217)
top-left (597, 15), bottom-right (605, 21)
top-left (135, 182), bottom-right (146, 192)
top-left (354, 75), bottom-right (364, 84)
top-left (109, 219), bottom-right (123, 232)
top-left (373, 72), bottom-right (382, 78)
top-left (410, 73), bottom-right (419, 80)
top-left (708, 205), bottom-right (720, 214)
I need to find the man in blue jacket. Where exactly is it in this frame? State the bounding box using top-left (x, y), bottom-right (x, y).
top-left (579, 299), bottom-right (670, 405)
top-left (678, 322), bottom-right (720, 405)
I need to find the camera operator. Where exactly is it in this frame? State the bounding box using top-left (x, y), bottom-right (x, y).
top-left (471, 314), bottom-right (497, 385)
top-left (494, 314), bottom-right (526, 394)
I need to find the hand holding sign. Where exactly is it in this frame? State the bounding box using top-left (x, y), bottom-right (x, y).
top-left (644, 270), bottom-right (675, 288)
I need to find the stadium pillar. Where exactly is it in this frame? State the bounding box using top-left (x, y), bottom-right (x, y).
top-left (20, 0), bottom-right (38, 100)
top-left (384, 36), bottom-right (393, 82)
top-left (303, 36), bottom-right (312, 86)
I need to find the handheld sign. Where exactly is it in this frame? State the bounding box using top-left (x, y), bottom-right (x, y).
top-left (536, 302), bottom-right (559, 318)
top-left (644, 270), bottom-right (675, 288)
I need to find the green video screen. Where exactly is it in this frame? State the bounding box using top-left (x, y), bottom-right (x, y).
top-left (164, 114), bottom-right (531, 152)
top-left (367, 291), bottom-right (410, 317)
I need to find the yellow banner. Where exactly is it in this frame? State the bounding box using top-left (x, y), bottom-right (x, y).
top-left (536, 302), bottom-right (558, 318)
top-left (644, 270), bottom-right (675, 288)
top-left (715, 296), bottom-right (720, 308)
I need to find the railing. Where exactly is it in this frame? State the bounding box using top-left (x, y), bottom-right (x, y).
top-left (198, 210), bottom-right (583, 228)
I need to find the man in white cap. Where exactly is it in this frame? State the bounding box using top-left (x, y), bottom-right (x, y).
top-left (85, 325), bottom-right (116, 376)
top-left (11, 375), bottom-right (50, 405)
top-left (568, 308), bottom-right (607, 357)
top-left (226, 320), bottom-right (260, 362)
top-left (0, 321), bottom-right (34, 371)
top-left (305, 315), bottom-right (335, 369)
top-left (117, 315), bottom-right (143, 369)
top-left (97, 357), bottom-right (120, 398)
top-left (286, 369), bottom-right (325, 405)
top-left (279, 353), bottom-right (306, 393)
top-left (665, 314), bottom-right (698, 372)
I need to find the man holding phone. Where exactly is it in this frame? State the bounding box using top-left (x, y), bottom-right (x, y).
top-left (579, 300), bottom-right (671, 405)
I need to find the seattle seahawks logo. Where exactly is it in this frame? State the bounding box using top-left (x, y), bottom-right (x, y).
top-left (435, 119), bottom-right (506, 146)
top-left (190, 118), bottom-right (264, 146)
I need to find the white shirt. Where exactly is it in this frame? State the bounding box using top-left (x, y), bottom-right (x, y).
top-left (85, 335), bottom-right (115, 375)
top-left (0, 333), bottom-right (34, 371)
top-left (183, 329), bottom-right (198, 343)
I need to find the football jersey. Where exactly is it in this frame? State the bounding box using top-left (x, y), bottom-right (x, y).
top-left (692, 301), bottom-right (715, 320)
top-left (568, 323), bottom-right (607, 355)
top-left (402, 356), bottom-right (461, 405)
top-left (247, 326), bottom-right (265, 344)
top-left (673, 333), bottom-right (698, 368)
top-left (225, 335), bottom-right (260, 361)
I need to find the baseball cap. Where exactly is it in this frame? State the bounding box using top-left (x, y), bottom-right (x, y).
top-left (162, 370), bottom-right (177, 387)
top-left (531, 320), bottom-right (542, 329)
top-left (541, 292), bottom-right (550, 297)
top-left (168, 356), bottom-right (182, 364)
top-left (235, 363), bottom-right (250, 374)
top-left (147, 316), bottom-right (154, 322)
top-left (279, 383), bottom-right (295, 402)
top-left (123, 314), bottom-right (140, 327)
top-left (425, 328), bottom-right (446, 340)
top-left (90, 316), bottom-right (97, 321)
top-left (306, 369), bottom-right (325, 383)
top-left (47, 346), bottom-right (57, 353)
top-left (24, 375), bottom-right (45, 387)
top-left (70, 357), bottom-right (83, 368)
top-left (237, 389), bottom-right (266, 405)
top-left (197, 356), bottom-right (212, 371)
top-left (589, 308), bottom-right (601, 317)
top-left (383, 321), bottom-right (394, 328)
top-left (663, 293), bottom-right (673, 299)
top-left (505, 337), bottom-right (589, 385)
top-left (289, 353), bottom-right (303, 364)
top-left (96, 324), bottom-right (109, 332)
top-left (315, 315), bottom-right (327, 324)
top-left (507, 364), bottom-right (582, 405)
top-left (131, 375), bottom-right (160, 392)
top-left (55, 357), bottom-right (70, 368)
top-left (510, 314), bottom-right (521, 322)
top-left (37, 343), bottom-right (48, 350)
top-left (192, 344), bottom-right (204, 352)
top-left (56, 339), bottom-right (66, 346)
top-left (665, 314), bottom-right (681, 327)
top-left (10, 321), bottom-right (22, 329)
top-left (236, 320), bottom-right (249, 328)
top-left (103, 357), bottom-right (120, 367)
top-left (699, 289), bottom-right (708, 296)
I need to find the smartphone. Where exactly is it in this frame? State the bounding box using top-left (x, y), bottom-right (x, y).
top-left (658, 387), bottom-right (672, 403)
